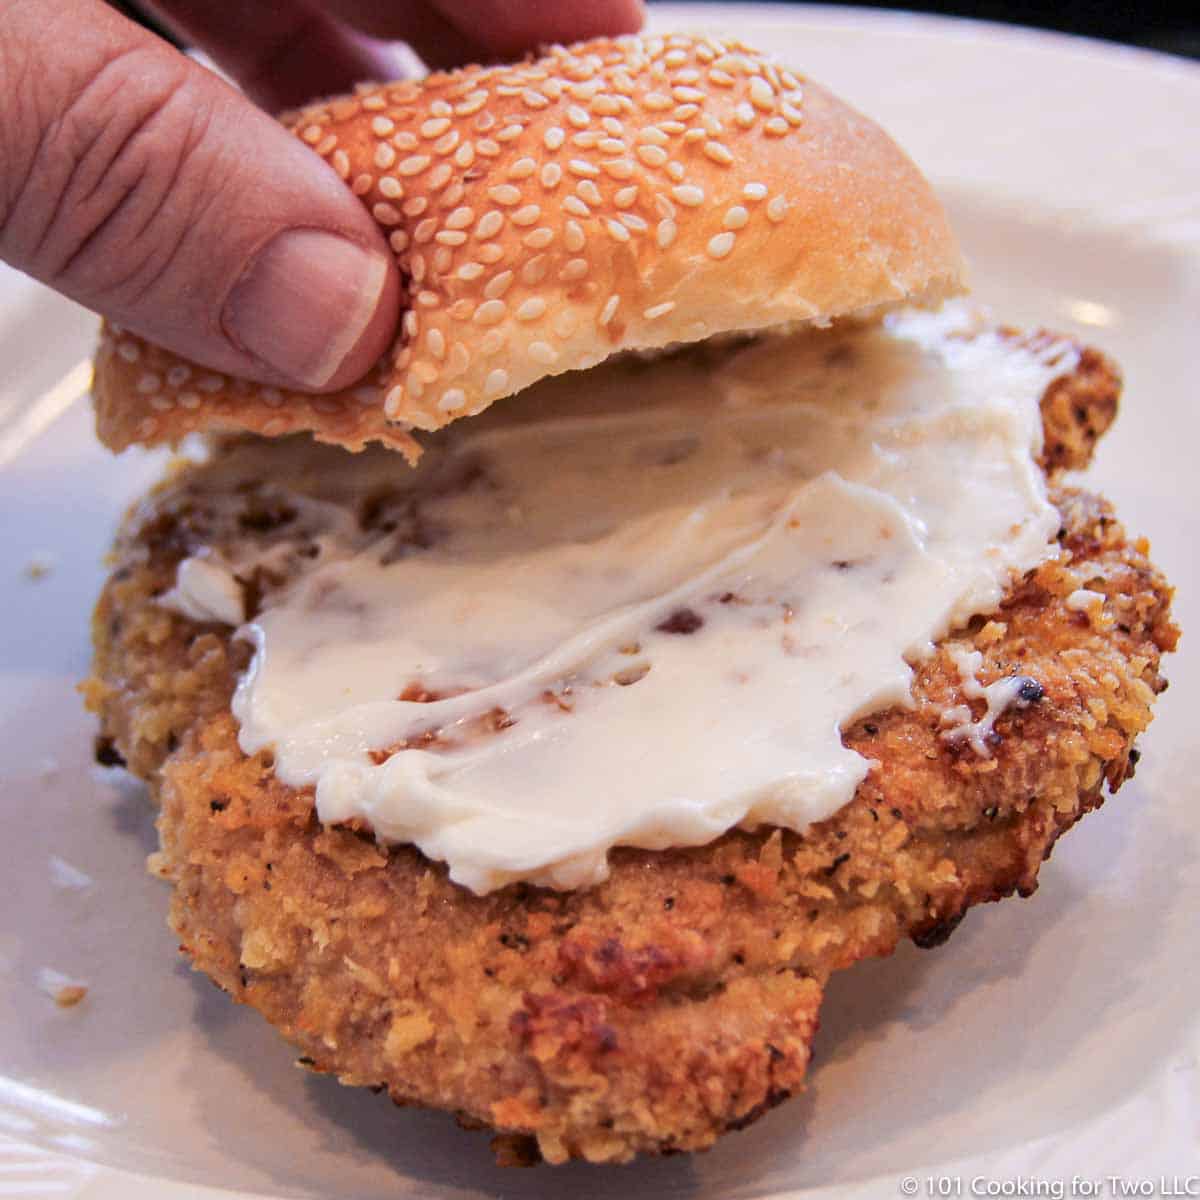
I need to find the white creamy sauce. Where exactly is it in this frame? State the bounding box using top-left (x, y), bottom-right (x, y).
top-left (939, 645), bottom-right (1039, 758)
top-left (163, 306), bottom-right (1074, 893)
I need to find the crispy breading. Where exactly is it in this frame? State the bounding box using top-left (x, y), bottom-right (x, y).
top-left (84, 343), bottom-right (1175, 1164)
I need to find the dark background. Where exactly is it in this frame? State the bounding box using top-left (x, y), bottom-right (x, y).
top-left (112, 1), bottom-right (1200, 61)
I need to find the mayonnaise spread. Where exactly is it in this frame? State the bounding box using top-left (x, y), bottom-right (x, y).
top-left (162, 306), bottom-right (1074, 893)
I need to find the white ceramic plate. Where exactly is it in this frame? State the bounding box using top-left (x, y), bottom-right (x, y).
top-left (1, 6), bottom-right (1197, 1197)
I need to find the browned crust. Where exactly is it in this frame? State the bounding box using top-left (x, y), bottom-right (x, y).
top-left (83, 347), bottom-right (1174, 1165)
top-left (91, 33), bottom-right (962, 459)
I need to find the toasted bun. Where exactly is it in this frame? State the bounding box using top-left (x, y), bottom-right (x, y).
top-left (93, 33), bottom-right (965, 459)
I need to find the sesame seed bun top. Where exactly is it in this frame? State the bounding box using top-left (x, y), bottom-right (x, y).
top-left (92, 32), bottom-right (965, 460)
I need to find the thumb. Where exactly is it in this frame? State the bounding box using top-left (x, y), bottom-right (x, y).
top-left (0, 0), bottom-right (400, 391)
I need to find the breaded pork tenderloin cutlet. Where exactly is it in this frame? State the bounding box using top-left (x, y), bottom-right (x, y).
top-left (84, 337), bottom-right (1176, 1165)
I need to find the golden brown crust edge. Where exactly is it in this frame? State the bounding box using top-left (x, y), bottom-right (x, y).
top-left (92, 32), bottom-right (963, 459)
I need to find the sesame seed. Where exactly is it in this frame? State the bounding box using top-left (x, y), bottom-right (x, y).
top-left (528, 341), bottom-right (558, 365)
top-left (599, 295), bottom-right (620, 325)
top-left (577, 179), bottom-right (602, 206)
top-left (656, 219), bottom-right (677, 248)
top-left (703, 140), bottom-right (734, 166)
top-left (474, 299), bottom-right (508, 325)
top-left (664, 49), bottom-right (687, 67)
top-left (352, 174), bottom-right (373, 196)
top-left (605, 218), bottom-right (631, 242)
top-left (445, 206), bottom-right (474, 230)
top-left (371, 203), bottom-right (400, 227)
top-left (477, 139), bottom-right (501, 157)
top-left (671, 184), bottom-right (705, 206)
top-left (439, 388), bottom-right (465, 412)
top-left (522, 88), bottom-right (549, 109)
top-left (430, 98), bottom-right (452, 117)
top-left (559, 258), bottom-right (589, 281)
top-left (675, 104), bottom-right (701, 123)
top-left (708, 68), bottom-right (735, 87)
top-left (478, 243), bottom-right (505, 264)
top-left (734, 101), bottom-right (755, 128)
top-left (666, 161), bottom-right (686, 181)
top-left (410, 253), bottom-right (426, 283)
top-left (497, 123), bottom-right (524, 142)
top-left (384, 386), bottom-right (405, 415)
top-left (673, 85), bottom-right (705, 103)
top-left (591, 95), bottom-right (623, 116)
top-left (136, 372), bottom-right (161, 394)
top-left (601, 116), bottom-right (624, 135)
top-left (767, 195), bottom-right (789, 222)
top-left (782, 102), bottom-right (804, 126)
top-left (427, 329), bottom-right (446, 359)
top-left (488, 184), bottom-right (522, 205)
top-left (516, 297), bottom-right (547, 322)
top-left (660, 120), bottom-right (686, 135)
top-left (521, 255), bottom-right (549, 284)
top-left (378, 176), bottom-right (403, 199)
top-left (317, 135), bottom-right (338, 158)
top-left (457, 262), bottom-right (485, 281)
top-left (765, 116), bottom-right (789, 136)
top-left (707, 232), bottom-right (735, 259)
top-left (454, 141), bottom-right (475, 168)
top-left (642, 91), bottom-right (672, 110)
top-left (406, 374), bottom-right (424, 400)
top-left (413, 217), bottom-right (437, 243)
top-left (544, 126), bottom-right (566, 150)
top-left (332, 150), bottom-right (351, 179)
top-left (552, 310), bottom-right (578, 339)
top-left (403, 196), bottom-right (428, 217)
top-left (421, 117), bottom-right (450, 138)
top-left (433, 130), bottom-right (460, 155)
top-left (403, 310), bottom-right (419, 338)
top-left (375, 143), bottom-right (396, 169)
top-left (475, 210), bottom-right (504, 239)
top-left (484, 271), bottom-right (514, 299)
top-left (743, 182), bottom-right (768, 201)
top-left (523, 227), bottom-right (554, 249)
top-left (564, 220), bottom-right (585, 252)
top-left (614, 185), bottom-right (638, 209)
top-left (643, 301), bottom-right (676, 319)
top-left (393, 131), bottom-right (419, 151)
top-left (455, 90), bottom-right (488, 116)
top-left (389, 230), bottom-right (410, 253)
top-left (599, 137), bottom-right (626, 155)
top-left (362, 95), bottom-right (387, 112)
top-left (540, 162), bottom-right (563, 189)
top-left (724, 205), bottom-right (749, 229)
top-left (508, 157), bottom-right (537, 180)
top-left (563, 194), bottom-right (590, 218)
top-left (601, 158), bottom-right (635, 180)
top-left (446, 299), bottom-right (472, 321)
top-left (416, 289), bottom-right (440, 307)
top-left (511, 204), bottom-right (541, 226)
top-left (636, 143), bottom-right (669, 167)
top-left (638, 125), bottom-right (670, 146)
top-left (568, 159), bottom-right (600, 178)
top-left (475, 112), bottom-right (496, 132)
top-left (435, 230), bottom-right (467, 246)
top-left (301, 125), bottom-right (322, 144)
top-left (427, 162), bottom-right (452, 190)
top-left (619, 212), bottom-right (647, 232)
top-left (398, 154), bottom-right (431, 176)
top-left (749, 76), bottom-right (776, 110)
top-left (447, 342), bottom-right (470, 374)
top-left (480, 329), bottom-right (506, 355)
top-left (573, 130), bottom-right (600, 150)
top-left (674, 68), bottom-right (701, 84)
top-left (484, 368), bottom-right (509, 396)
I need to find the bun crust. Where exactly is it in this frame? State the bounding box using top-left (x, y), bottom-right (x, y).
top-left (93, 33), bottom-right (964, 458)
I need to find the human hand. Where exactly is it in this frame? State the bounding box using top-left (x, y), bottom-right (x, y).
top-left (0, 0), bottom-right (644, 392)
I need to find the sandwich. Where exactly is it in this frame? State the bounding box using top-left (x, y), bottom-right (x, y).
top-left (85, 33), bottom-right (1177, 1165)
